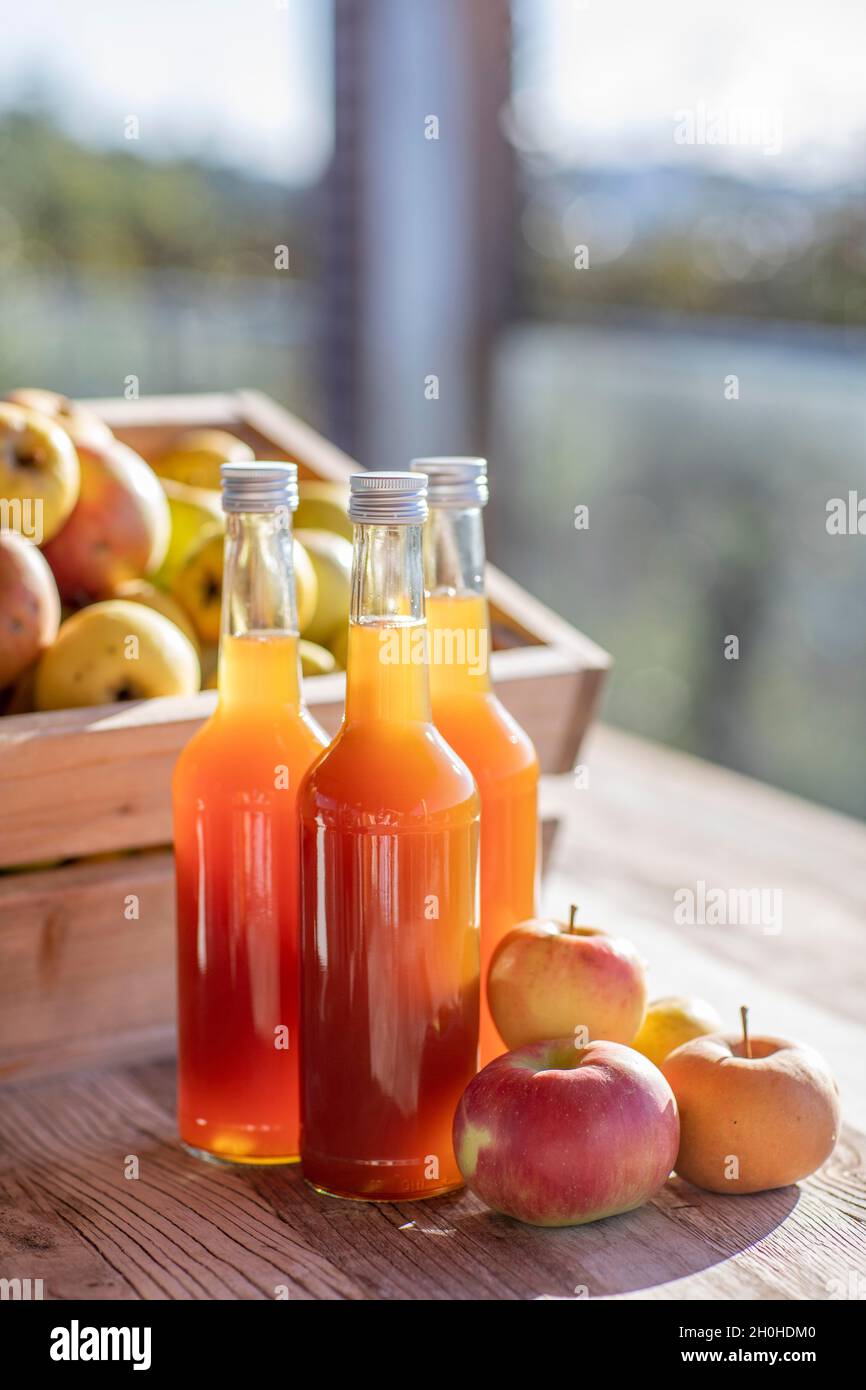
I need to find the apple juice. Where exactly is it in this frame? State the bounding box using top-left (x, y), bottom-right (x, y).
top-left (299, 473), bottom-right (480, 1201)
top-left (412, 458), bottom-right (540, 1067)
top-left (173, 463), bottom-right (326, 1163)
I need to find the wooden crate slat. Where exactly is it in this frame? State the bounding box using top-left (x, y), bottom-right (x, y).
top-left (0, 819), bottom-right (562, 1083)
top-left (0, 851), bottom-right (177, 1084)
top-left (0, 651), bottom-right (591, 866)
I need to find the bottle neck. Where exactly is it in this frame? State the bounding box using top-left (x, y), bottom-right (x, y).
top-left (423, 506), bottom-right (492, 696)
top-left (423, 505), bottom-right (486, 596)
top-left (218, 510), bottom-right (302, 712)
top-left (345, 522), bottom-right (431, 724)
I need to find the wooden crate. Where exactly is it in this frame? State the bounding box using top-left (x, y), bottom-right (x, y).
top-left (0, 391), bottom-right (610, 1082)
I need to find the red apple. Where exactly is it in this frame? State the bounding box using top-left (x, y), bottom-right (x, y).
top-left (453, 1038), bottom-right (679, 1226)
top-left (41, 437), bottom-right (170, 604)
top-left (487, 905), bottom-right (647, 1049)
top-left (0, 531), bottom-right (61, 687)
top-left (662, 1008), bottom-right (840, 1194)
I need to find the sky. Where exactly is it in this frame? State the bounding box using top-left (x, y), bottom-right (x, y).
top-left (0, 0), bottom-right (334, 184)
top-left (1, 0), bottom-right (865, 189)
top-left (513, 0), bottom-right (866, 187)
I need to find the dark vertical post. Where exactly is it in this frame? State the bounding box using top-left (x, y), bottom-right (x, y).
top-left (326, 0), bottom-right (514, 468)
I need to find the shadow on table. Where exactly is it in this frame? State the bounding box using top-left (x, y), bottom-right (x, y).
top-left (451, 1177), bottom-right (801, 1299)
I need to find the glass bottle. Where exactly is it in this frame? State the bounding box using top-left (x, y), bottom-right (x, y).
top-left (412, 457), bottom-right (539, 1066)
top-left (173, 462), bottom-right (327, 1163)
top-left (299, 472), bottom-right (479, 1200)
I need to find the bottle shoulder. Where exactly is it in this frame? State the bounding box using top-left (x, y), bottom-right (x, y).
top-left (173, 706), bottom-right (326, 794)
top-left (300, 720), bottom-right (479, 827)
top-left (431, 691), bottom-right (539, 779)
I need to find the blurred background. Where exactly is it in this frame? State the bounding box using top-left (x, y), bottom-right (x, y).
top-left (1, 0), bottom-right (864, 817)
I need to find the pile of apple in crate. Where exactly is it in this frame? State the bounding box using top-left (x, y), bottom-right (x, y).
top-left (0, 388), bottom-right (350, 715)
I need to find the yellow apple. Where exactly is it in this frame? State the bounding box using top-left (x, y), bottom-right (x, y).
top-left (35, 600), bottom-right (200, 709)
top-left (154, 429), bottom-right (254, 490)
top-left (151, 477), bottom-right (223, 588)
top-left (295, 480), bottom-right (353, 540)
top-left (172, 531), bottom-right (318, 645)
top-left (295, 528), bottom-right (352, 645)
top-left (293, 537), bottom-right (318, 634)
top-left (300, 638), bottom-right (337, 677)
top-left (170, 531), bottom-right (224, 644)
top-left (3, 388), bottom-right (113, 450)
top-left (0, 402), bottom-right (80, 543)
top-left (633, 996), bottom-right (723, 1068)
top-left (112, 578), bottom-right (200, 651)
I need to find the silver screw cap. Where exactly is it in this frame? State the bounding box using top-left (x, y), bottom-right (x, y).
top-left (348, 471), bottom-right (428, 524)
top-left (220, 461), bottom-right (299, 513)
top-left (410, 457), bottom-right (488, 508)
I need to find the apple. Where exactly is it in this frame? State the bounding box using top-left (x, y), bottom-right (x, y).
top-left (295, 529), bottom-right (351, 645)
top-left (294, 480), bottom-right (353, 540)
top-left (112, 578), bottom-right (200, 652)
top-left (633, 995), bottom-right (723, 1068)
top-left (0, 531), bottom-right (61, 688)
top-left (153, 428), bottom-right (254, 490)
top-left (662, 1007), bottom-right (840, 1194)
top-left (171, 530), bottom-right (318, 644)
top-left (3, 388), bottom-right (113, 450)
top-left (150, 476), bottom-right (223, 589)
top-left (41, 437), bottom-right (170, 604)
top-left (0, 402), bottom-right (80, 543)
top-left (453, 1038), bottom-right (679, 1226)
top-left (35, 599), bottom-right (200, 710)
top-left (170, 530), bottom-right (224, 644)
top-left (487, 905), bottom-right (647, 1049)
top-left (299, 639), bottom-right (337, 677)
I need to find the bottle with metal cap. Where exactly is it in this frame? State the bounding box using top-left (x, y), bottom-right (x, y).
top-left (411, 457), bottom-right (540, 1067)
top-left (299, 472), bottom-right (480, 1201)
top-left (173, 461), bottom-right (327, 1165)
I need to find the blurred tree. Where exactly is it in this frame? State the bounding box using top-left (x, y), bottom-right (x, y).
top-left (0, 109), bottom-right (315, 277)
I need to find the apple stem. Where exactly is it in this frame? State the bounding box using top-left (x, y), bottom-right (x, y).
top-left (740, 1004), bottom-right (752, 1059)
top-left (568, 904), bottom-right (579, 932)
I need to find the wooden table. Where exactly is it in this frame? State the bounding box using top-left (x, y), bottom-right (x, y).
top-left (1, 726), bottom-right (864, 1301)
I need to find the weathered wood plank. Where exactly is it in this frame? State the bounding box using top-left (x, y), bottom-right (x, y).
top-left (1, 722), bottom-right (863, 1299)
top-left (0, 1062), bottom-right (862, 1301)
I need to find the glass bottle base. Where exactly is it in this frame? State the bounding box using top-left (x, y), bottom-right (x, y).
top-left (304, 1176), bottom-right (465, 1203)
top-left (181, 1141), bottom-right (300, 1168)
